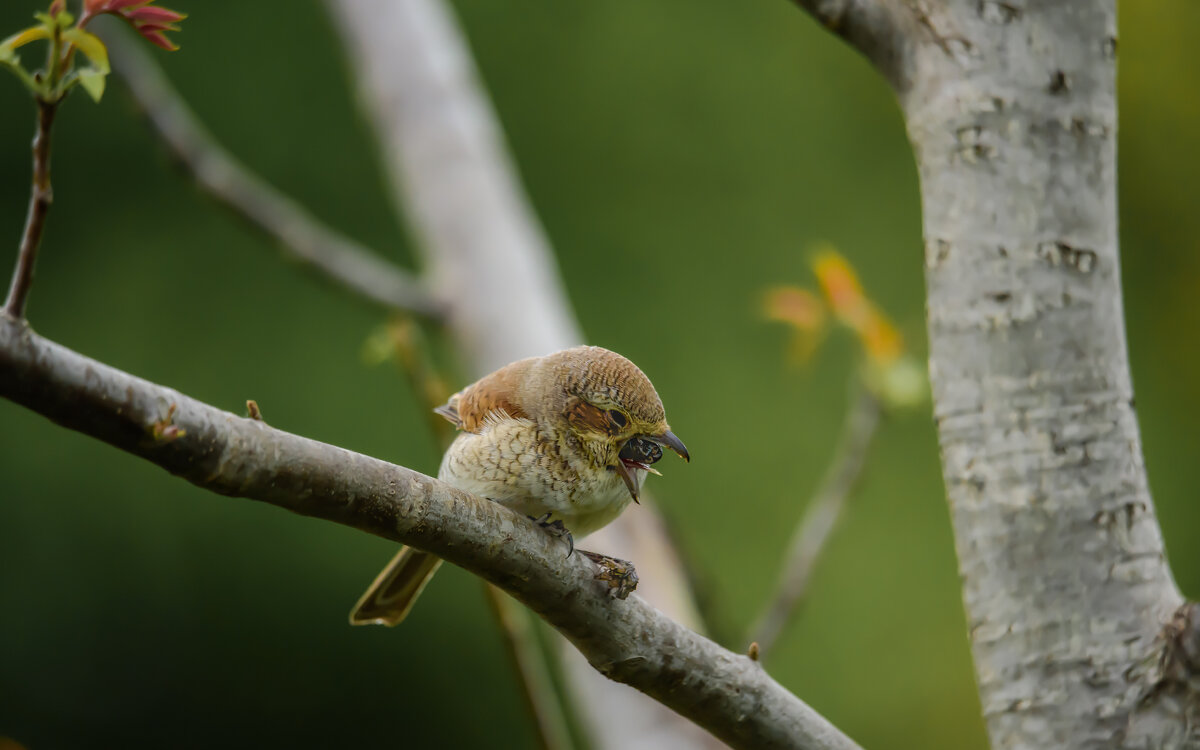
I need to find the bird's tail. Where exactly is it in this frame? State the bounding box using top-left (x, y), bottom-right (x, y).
top-left (349, 547), bottom-right (443, 626)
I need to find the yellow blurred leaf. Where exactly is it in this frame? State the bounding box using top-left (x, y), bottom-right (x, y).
top-left (763, 286), bottom-right (826, 331)
top-left (811, 246), bottom-right (906, 365)
top-left (859, 310), bottom-right (903, 364)
top-left (763, 285), bottom-right (828, 366)
top-left (811, 247), bottom-right (867, 325)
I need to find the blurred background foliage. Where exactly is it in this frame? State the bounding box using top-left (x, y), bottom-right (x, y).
top-left (0, 1), bottom-right (1196, 748)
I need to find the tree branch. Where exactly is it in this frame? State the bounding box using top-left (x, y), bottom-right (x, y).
top-left (101, 30), bottom-right (444, 320)
top-left (0, 315), bottom-right (862, 750)
top-left (752, 386), bottom-right (880, 656)
top-left (4, 101), bottom-right (58, 319)
top-left (789, 0), bottom-right (913, 89)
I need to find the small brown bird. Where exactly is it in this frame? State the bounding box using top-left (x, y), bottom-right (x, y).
top-left (350, 345), bottom-right (689, 626)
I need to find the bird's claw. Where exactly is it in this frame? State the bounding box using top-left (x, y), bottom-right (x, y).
top-left (529, 513), bottom-right (575, 557)
top-left (579, 550), bottom-right (639, 599)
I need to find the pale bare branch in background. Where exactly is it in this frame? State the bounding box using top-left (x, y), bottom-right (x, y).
top-left (103, 29), bottom-right (443, 320)
top-left (323, 1), bottom-right (718, 746)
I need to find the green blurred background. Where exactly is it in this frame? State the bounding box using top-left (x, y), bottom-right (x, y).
top-left (0, 1), bottom-right (1196, 748)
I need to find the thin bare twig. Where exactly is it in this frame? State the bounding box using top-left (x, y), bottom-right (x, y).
top-left (386, 317), bottom-right (455, 447)
top-left (0, 317), bottom-right (863, 750)
top-left (4, 101), bottom-right (58, 319)
top-left (752, 385), bottom-right (881, 656)
top-left (101, 30), bottom-right (444, 320)
top-left (387, 315), bottom-right (578, 750)
top-left (484, 586), bottom-right (578, 750)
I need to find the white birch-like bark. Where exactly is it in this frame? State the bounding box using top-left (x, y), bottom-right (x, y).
top-left (792, 0), bottom-right (1199, 745)
top-left (905, 4), bottom-right (1188, 746)
top-left (323, 1), bottom-right (716, 747)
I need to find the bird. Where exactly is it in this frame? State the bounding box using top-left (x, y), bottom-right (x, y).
top-left (349, 345), bottom-right (689, 626)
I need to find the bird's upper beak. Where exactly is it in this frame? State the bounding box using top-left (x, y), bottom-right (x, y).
top-left (651, 430), bottom-right (689, 463)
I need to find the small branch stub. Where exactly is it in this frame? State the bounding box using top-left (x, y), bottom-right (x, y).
top-left (151, 402), bottom-right (185, 442)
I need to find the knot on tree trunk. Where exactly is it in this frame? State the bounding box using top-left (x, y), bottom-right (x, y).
top-left (1123, 602), bottom-right (1200, 748)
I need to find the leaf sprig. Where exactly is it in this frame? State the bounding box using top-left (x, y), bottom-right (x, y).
top-left (0, 0), bottom-right (185, 104)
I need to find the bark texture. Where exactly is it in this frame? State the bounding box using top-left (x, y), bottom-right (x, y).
top-left (902, 4), bottom-right (1189, 746)
top-left (0, 316), bottom-right (861, 750)
top-left (792, 1), bottom-right (1197, 746)
top-left (791, 0), bottom-right (1200, 745)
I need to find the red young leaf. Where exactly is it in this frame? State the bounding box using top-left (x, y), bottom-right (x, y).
top-left (134, 22), bottom-right (179, 34)
top-left (81, 0), bottom-right (186, 50)
top-left (138, 28), bottom-right (177, 50)
top-left (124, 5), bottom-right (185, 22)
top-left (107, 0), bottom-right (154, 10)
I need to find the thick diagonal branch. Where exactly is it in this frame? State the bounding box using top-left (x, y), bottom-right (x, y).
top-left (102, 31), bottom-right (443, 320)
top-left (0, 316), bottom-right (862, 750)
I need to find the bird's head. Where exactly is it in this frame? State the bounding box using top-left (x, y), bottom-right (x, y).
top-left (530, 346), bottom-right (689, 502)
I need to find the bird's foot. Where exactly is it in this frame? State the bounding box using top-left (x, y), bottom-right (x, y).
top-left (529, 513), bottom-right (575, 557)
top-left (579, 550), bottom-right (639, 600)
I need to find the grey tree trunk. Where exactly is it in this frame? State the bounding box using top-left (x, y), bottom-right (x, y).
top-left (797, 0), bottom-right (1199, 746)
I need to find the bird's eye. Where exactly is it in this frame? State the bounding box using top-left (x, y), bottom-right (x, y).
top-left (607, 409), bottom-right (628, 428)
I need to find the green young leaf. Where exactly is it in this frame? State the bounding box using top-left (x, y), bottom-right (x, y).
top-left (33, 9), bottom-right (74, 28)
top-left (61, 28), bottom-right (109, 102)
top-left (1, 25), bottom-right (51, 55)
top-left (77, 67), bottom-right (105, 101)
top-left (361, 324), bottom-right (398, 366)
top-left (62, 28), bottom-right (109, 73)
top-left (0, 29), bottom-right (42, 96)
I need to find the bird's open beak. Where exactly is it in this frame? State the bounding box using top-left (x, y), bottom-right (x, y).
top-left (613, 430), bottom-right (689, 504)
top-left (650, 430), bottom-right (689, 462)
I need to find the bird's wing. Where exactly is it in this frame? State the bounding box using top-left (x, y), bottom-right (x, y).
top-left (434, 360), bottom-right (529, 433)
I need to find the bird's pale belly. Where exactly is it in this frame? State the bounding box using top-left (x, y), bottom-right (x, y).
top-left (438, 426), bottom-right (642, 538)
